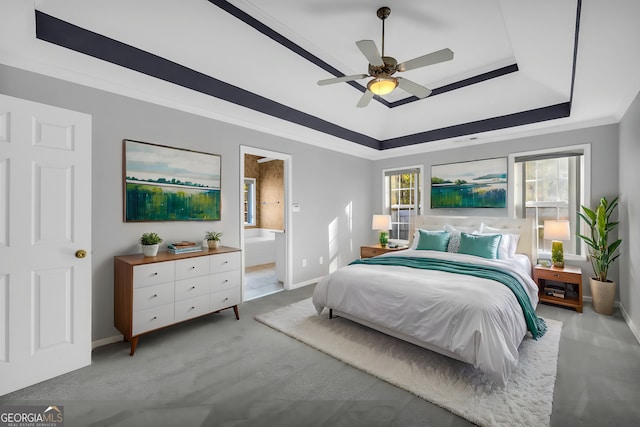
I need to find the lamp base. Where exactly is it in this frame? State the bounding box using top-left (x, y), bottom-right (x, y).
top-left (551, 240), bottom-right (565, 268)
top-left (379, 231), bottom-right (389, 248)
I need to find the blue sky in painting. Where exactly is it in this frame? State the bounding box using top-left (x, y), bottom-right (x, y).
top-left (125, 140), bottom-right (220, 189)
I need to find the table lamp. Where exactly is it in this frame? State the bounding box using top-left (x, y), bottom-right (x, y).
top-left (372, 214), bottom-right (392, 247)
top-left (544, 220), bottom-right (571, 268)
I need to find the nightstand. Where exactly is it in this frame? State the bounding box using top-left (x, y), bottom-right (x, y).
top-left (360, 244), bottom-right (407, 259)
top-left (533, 264), bottom-right (583, 312)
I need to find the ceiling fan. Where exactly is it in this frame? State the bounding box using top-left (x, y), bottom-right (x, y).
top-left (317, 6), bottom-right (454, 108)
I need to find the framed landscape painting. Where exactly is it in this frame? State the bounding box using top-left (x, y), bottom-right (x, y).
top-left (123, 140), bottom-right (221, 221)
top-left (431, 157), bottom-right (507, 208)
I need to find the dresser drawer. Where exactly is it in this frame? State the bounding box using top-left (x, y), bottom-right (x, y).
top-left (210, 270), bottom-right (240, 292)
top-left (175, 256), bottom-right (210, 280)
top-left (175, 294), bottom-right (211, 322)
top-left (211, 252), bottom-right (241, 273)
top-left (133, 282), bottom-right (174, 312)
top-left (175, 276), bottom-right (210, 301)
top-left (210, 287), bottom-right (241, 312)
top-left (132, 303), bottom-right (174, 335)
top-left (133, 262), bottom-right (175, 288)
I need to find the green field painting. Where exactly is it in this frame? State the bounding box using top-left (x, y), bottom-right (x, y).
top-left (124, 140), bottom-right (221, 221)
top-left (431, 158), bottom-right (507, 208)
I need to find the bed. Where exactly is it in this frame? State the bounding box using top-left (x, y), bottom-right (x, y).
top-left (312, 215), bottom-right (543, 387)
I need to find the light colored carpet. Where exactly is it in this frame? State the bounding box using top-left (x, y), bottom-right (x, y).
top-left (255, 298), bottom-right (562, 427)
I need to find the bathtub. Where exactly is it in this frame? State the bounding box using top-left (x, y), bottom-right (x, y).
top-left (244, 228), bottom-right (279, 267)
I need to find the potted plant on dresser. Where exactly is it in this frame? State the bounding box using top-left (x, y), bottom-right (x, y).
top-left (205, 231), bottom-right (223, 249)
top-left (139, 232), bottom-right (163, 257)
top-left (577, 197), bottom-right (622, 315)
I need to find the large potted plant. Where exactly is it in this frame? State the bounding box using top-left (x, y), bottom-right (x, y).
top-left (140, 232), bottom-right (163, 257)
top-left (577, 197), bottom-right (622, 315)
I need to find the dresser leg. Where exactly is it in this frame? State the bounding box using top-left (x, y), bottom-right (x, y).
top-left (233, 305), bottom-right (240, 320)
top-left (130, 336), bottom-right (139, 356)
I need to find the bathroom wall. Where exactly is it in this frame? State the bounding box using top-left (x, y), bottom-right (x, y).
top-left (259, 159), bottom-right (284, 230)
top-left (244, 155), bottom-right (284, 230)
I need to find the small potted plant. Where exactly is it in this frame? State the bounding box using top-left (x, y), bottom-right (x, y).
top-left (205, 231), bottom-right (223, 249)
top-left (577, 197), bottom-right (622, 315)
top-left (140, 232), bottom-right (163, 257)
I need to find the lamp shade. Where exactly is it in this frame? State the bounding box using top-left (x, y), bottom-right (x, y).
top-left (372, 214), bottom-right (392, 231)
top-left (544, 220), bottom-right (570, 241)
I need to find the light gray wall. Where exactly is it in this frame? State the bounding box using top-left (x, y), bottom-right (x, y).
top-left (371, 124), bottom-right (621, 299)
top-left (619, 90), bottom-right (640, 339)
top-left (0, 65), bottom-right (372, 342)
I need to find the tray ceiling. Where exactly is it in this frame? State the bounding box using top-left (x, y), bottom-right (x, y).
top-left (2, 0), bottom-right (639, 159)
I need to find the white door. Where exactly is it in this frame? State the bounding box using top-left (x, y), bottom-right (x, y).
top-left (0, 94), bottom-right (92, 396)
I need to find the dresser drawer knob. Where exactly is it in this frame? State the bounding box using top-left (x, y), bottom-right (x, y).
top-left (223, 261), bottom-right (229, 264)
top-left (223, 280), bottom-right (228, 283)
top-left (152, 294), bottom-right (157, 298)
top-left (190, 266), bottom-right (195, 270)
top-left (152, 272), bottom-right (158, 276)
top-left (223, 297), bottom-right (229, 301)
top-left (190, 286), bottom-right (196, 290)
top-left (152, 316), bottom-right (157, 320)
top-left (190, 306), bottom-right (195, 310)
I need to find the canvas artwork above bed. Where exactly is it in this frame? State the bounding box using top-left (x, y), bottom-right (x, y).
top-left (312, 215), bottom-right (541, 387)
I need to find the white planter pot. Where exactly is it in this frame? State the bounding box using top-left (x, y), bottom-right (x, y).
top-left (142, 244), bottom-right (159, 257)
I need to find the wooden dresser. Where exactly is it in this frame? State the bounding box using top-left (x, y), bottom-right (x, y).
top-left (114, 246), bottom-right (241, 355)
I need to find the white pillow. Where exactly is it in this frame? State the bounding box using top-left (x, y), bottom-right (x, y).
top-left (409, 228), bottom-right (444, 249)
top-left (480, 223), bottom-right (521, 258)
top-left (444, 224), bottom-right (479, 253)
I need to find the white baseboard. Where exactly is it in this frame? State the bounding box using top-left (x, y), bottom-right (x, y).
top-left (619, 303), bottom-right (640, 345)
top-left (288, 277), bottom-right (323, 290)
top-left (92, 335), bottom-right (123, 350)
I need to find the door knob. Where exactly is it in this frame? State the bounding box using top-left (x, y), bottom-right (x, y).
top-left (75, 249), bottom-right (87, 258)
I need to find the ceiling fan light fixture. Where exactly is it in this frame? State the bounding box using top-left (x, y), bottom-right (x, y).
top-left (368, 77), bottom-right (397, 96)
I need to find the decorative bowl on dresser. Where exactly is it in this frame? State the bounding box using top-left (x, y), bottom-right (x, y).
top-left (114, 246), bottom-right (242, 355)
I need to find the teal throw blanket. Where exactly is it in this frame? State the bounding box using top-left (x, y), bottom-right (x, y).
top-left (350, 256), bottom-right (547, 339)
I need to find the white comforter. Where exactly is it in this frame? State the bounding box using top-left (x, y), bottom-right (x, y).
top-left (312, 249), bottom-right (539, 386)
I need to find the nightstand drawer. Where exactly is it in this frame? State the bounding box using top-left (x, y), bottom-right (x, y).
top-left (361, 247), bottom-right (386, 258)
top-left (534, 268), bottom-right (581, 284)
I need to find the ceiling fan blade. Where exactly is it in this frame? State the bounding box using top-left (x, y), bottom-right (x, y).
top-left (356, 90), bottom-right (375, 108)
top-left (317, 74), bottom-right (369, 86)
top-left (397, 48), bottom-right (454, 72)
top-left (397, 77), bottom-right (432, 98)
top-left (356, 40), bottom-right (384, 67)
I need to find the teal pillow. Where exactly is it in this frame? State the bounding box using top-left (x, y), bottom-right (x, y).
top-left (458, 232), bottom-right (502, 259)
top-left (416, 230), bottom-right (451, 252)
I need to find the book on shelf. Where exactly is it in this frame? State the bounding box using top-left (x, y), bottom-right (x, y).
top-left (171, 241), bottom-right (197, 247)
top-left (544, 287), bottom-right (566, 299)
top-left (167, 244), bottom-right (203, 254)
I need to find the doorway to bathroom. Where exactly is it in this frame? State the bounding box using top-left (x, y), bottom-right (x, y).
top-left (240, 146), bottom-right (292, 300)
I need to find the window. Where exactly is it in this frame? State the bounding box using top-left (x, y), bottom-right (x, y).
top-left (244, 178), bottom-right (256, 226)
top-left (383, 166), bottom-right (422, 241)
top-left (512, 145), bottom-right (590, 258)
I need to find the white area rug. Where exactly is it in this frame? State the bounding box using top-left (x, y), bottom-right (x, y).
top-left (256, 298), bottom-right (562, 427)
